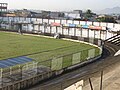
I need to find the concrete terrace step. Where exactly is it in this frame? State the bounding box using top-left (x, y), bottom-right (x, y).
top-left (106, 34), bottom-right (119, 41)
top-left (106, 34), bottom-right (120, 46)
top-left (107, 35), bottom-right (120, 42)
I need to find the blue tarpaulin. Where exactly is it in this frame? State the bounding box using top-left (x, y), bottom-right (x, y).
top-left (0, 56), bottom-right (33, 68)
top-left (82, 25), bottom-right (89, 29)
top-left (69, 24), bottom-right (76, 27)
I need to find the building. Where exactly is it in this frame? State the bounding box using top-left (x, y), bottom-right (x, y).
top-left (50, 12), bottom-right (60, 19)
top-left (65, 10), bottom-right (83, 19)
top-left (49, 12), bottom-right (65, 19)
top-left (4, 13), bottom-right (16, 17)
top-left (0, 3), bottom-right (8, 16)
top-left (15, 9), bottom-right (31, 17)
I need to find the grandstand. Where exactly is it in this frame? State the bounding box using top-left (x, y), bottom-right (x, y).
top-left (106, 32), bottom-right (120, 46)
top-left (0, 16), bottom-right (120, 90)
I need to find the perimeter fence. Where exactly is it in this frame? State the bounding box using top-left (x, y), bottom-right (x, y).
top-left (0, 44), bottom-right (102, 89)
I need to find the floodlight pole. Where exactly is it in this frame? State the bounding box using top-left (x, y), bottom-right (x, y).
top-left (36, 62), bottom-right (39, 75)
top-left (10, 67), bottom-right (12, 75)
top-left (35, 62), bottom-right (38, 74)
top-left (0, 68), bottom-right (2, 78)
top-left (0, 68), bottom-right (3, 87)
top-left (20, 66), bottom-right (23, 80)
top-left (100, 70), bottom-right (103, 90)
top-left (89, 78), bottom-right (93, 90)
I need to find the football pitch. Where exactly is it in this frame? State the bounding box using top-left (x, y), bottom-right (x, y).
top-left (0, 32), bottom-right (100, 63)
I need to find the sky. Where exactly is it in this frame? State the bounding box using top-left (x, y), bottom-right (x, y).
top-left (1, 0), bottom-right (120, 11)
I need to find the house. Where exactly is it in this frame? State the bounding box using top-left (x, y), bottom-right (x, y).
top-left (49, 12), bottom-right (65, 19)
top-left (65, 10), bottom-right (83, 19)
top-left (14, 9), bottom-right (31, 17)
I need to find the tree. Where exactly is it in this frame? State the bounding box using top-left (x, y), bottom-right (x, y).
top-left (86, 9), bottom-right (92, 14)
top-left (97, 15), bottom-right (117, 23)
top-left (84, 9), bottom-right (93, 19)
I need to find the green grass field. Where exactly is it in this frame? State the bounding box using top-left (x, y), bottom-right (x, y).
top-left (0, 31), bottom-right (100, 70)
top-left (0, 32), bottom-right (98, 60)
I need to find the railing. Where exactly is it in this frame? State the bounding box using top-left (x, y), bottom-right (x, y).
top-left (0, 46), bottom-right (102, 90)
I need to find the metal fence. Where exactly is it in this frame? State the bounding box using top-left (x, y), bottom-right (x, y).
top-left (0, 45), bottom-right (102, 89)
top-left (0, 26), bottom-right (103, 88)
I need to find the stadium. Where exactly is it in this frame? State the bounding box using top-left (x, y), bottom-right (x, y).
top-left (0, 15), bottom-right (119, 90)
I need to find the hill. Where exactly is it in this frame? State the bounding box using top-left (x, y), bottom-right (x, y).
top-left (98, 7), bottom-right (120, 14)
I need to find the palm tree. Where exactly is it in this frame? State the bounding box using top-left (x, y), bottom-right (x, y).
top-left (85, 9), bottom-right (93, 19)
top-left (86, 9), bottom-right (92, 14)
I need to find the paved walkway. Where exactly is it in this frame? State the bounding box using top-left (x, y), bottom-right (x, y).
top-left (83, 55), bottom-right (120, 90)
